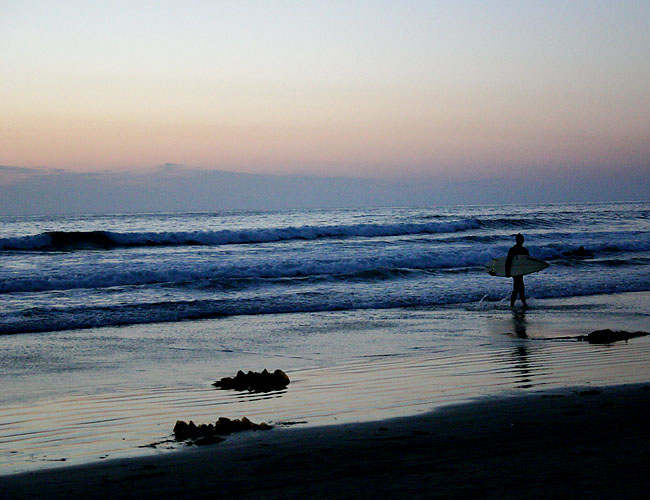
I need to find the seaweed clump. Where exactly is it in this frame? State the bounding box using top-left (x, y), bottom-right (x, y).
top-left (213, 369), bottom-right (290, 392)
top-left (581, 329), bottom-right (649, 344)
top-left (173, 417), bottom-right (272, 446)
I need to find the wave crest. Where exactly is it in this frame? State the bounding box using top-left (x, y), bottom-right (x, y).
top-left (0, 219), bottom-right (480, 251)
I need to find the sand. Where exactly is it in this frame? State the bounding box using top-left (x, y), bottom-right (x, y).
top-left (4, 294), bottom-right (650, 474)
top-left (2, 294), bottom-right (649, 496)
top-left (3, 383), bottom-right (650, 500)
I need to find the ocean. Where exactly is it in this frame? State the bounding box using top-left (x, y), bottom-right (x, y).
top-left (1, 202), bottom-right (649, 335)
top-left (1, 201), bottom-right (649, 472)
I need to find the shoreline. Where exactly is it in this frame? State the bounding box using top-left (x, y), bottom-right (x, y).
top-left (1, 292), bottom-right (649, 476)
top-left (3, 382), bottom-right (650, 499)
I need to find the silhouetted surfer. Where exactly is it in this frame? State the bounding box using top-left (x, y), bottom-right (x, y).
top-left (563, 245), bottom-right (594, 258)
top-left (506, 233), bottom-right (529, 308)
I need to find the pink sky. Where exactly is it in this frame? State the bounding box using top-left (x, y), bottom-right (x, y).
top-left (2, 1), bottom-right (649, 183)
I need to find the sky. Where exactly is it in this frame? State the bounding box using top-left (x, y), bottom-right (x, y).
top-left (1, 1), bottom-right (649, 213)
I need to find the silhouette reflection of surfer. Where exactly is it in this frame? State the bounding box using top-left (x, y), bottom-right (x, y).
top-left (511, 309), bottom-right (528, 338)
top-left (511, 345), bottom-right (533, 389)
top-left (510, 310), bottom-right (532, 388)
top-left (506, 233), bottom-right (529, 308)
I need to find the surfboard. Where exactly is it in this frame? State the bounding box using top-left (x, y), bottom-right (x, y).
top-left (486, 255), bottom-right (549, 277)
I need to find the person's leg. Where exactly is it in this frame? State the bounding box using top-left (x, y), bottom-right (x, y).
top-left (518, 277), bottom-right (527, 308)
top-left (511, 276), bottom-right (526, 307)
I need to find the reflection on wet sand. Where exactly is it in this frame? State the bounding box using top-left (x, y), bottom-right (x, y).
top-left (511, 346), bottom-right (533, 389)
top-left (3, 300), bottom-right (650, 474)
top-left (510, 310), bottom-right (532, 388)
top-left (3, 333), bottom-right (650, 474)
top-left (511, 309), bottom-right (528, 339)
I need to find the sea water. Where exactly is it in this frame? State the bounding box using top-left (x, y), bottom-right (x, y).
top-left (1, 202), bottom-right (649, 472)
top-left (1, 202), bottom-right (649, 335)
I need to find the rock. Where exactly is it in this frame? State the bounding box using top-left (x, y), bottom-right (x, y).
top-left (213, 369), bottom-right (290, 392)
top-left (582, 329), bottom-right (649, 344)
top-left (173, 420), bottom-right (196, 441)
top-left (173, 417), bottom-right (273, 445)
top-left (273, 369), bottom-right (290, 387)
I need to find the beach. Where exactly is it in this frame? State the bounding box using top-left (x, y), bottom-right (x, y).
top-left (1, 292), bottom-right (649, 473)
top-left (3, 383), bottom-right (650, 499)
top-left (3, 0), bottom-right (649, 495)
top-left (1, 292), bottom-right (649, 499)
top-left (1, 204), bottom-right (649, 496)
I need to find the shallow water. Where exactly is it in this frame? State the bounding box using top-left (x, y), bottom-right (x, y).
top-left (1, 292), bottom-right (648, 474)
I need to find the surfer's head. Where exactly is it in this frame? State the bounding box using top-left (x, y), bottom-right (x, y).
top-left (515, 233), bottom-right (524, 245)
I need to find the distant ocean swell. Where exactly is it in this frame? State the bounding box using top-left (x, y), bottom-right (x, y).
top-left (1, 229), bottom-right (648, 294)
top-left (0, 219), bottom-right (480, 251)
top-left (2, 219), bottom-right (646, 253)
top-left (1, 220), bottom-right (647, 256)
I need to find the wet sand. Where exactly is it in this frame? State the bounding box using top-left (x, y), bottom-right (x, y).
top-left (1, 293), bottom-right (650, 474)
top-left (3, 383), bottom-right (650, 500)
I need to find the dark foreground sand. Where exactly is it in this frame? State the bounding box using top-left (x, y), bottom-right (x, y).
top-left (3, 384), bottom-right (650, 500)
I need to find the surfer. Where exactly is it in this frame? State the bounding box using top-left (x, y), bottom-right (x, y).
top-left (506, 233), bottom-right (529, 308)
top-left (562, 246), bottom-right (594, 258)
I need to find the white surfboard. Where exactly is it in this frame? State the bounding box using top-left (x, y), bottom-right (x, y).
top-left (486, 255), bottom-right (549, 277)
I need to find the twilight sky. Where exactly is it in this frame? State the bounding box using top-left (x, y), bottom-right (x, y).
top-left (1, 1), bottom-right (649, 213)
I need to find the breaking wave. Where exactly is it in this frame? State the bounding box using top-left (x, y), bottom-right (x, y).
top-left (0, 219), bottom-right (480, 251)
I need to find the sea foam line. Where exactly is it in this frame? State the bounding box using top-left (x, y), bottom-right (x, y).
top-left (0, 219), bottom-right (480, 251)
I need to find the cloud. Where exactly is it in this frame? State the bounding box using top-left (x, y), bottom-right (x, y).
top-left (0, 165), bottom-right (43, 186)
top-left (0, 165), bottom-right (40, 174)
top-left (156, 162), bottom-right (186, 173)
top-left (0, 164), bottom-right (647, 216)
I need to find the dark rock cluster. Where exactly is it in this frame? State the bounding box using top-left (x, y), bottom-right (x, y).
top-left (213, 369), bottom-right (290, 392)
top-left (582, 329), bottom-right (649, 344)
top-left (173, 417), bottom-right (272, 445)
